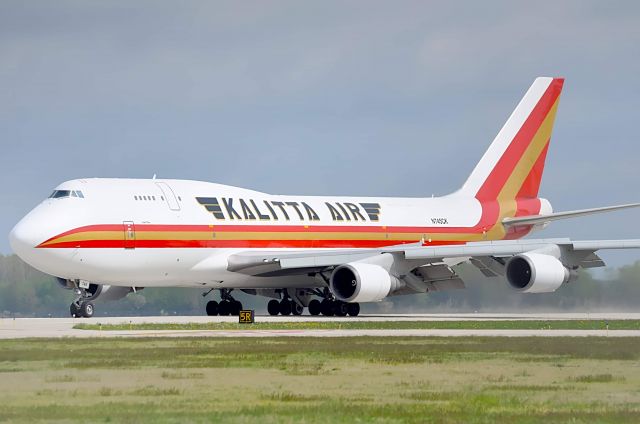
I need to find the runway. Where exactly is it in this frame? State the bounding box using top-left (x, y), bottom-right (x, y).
top-left (2, 313), bottom-right (640, 339)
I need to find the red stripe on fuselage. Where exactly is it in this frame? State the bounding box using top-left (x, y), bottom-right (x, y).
top-left (40, 239), bottom-right (467, 249)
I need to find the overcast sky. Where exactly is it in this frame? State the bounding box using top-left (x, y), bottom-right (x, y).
top-left (1, 1), bottom-right (639, 266)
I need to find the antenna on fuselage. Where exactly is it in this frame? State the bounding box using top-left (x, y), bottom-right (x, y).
top-left (152, 174), bottom-right (157, 180)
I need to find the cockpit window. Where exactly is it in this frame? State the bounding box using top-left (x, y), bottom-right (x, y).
top-left (50, 190), bottom-right (71, 198)
top-left (49, 190), bottom-right (85, 199)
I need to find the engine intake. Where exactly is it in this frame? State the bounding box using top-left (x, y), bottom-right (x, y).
top-left (330, 263), bottom-right (401, 303)
top-left (506, 253), bottom-right (571, 293)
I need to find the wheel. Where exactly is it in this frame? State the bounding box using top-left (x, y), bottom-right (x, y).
top-left (206, 300), bottom-right (219, 316)
top-left (347, 302), bottom-right (360, 317)
top-left (279, 299), bottom-right (292, 316)
top-left (80, 301), bottom-right (94, 318)
top-left (292, 302), bottom-right (303, 315)
top-left (267, 299), bottom-right (280, 316)
top-left (218, 300), bottom-right (231, 316)
top-left (320, 299), bottom-right (334, 316)
top-left (230, 301), bottom-right (242, 316)
top-left (335, 301), bottom-right (348, 317)
top-left (308, 299), bottom-right (321, 315)
top-left (70, 303), bottom-right (80, 318)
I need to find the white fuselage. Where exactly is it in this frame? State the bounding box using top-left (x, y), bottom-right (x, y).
top-left (9, 178), bottom-right (549, 290)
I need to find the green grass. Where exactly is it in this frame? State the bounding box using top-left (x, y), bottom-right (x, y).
top-left (74, 319), bottom-right (640, 331)
top-left (1, 337), bottom-right (640, 423)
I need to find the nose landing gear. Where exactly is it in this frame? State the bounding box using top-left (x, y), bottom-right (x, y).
top-left (69, 287), bottom-right (95, 318)
top-left (70, 300), bottom-right (95, 318)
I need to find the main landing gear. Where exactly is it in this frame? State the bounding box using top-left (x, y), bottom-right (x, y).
top-left (205, 289), bottom-right (243, 316)
top-left (267, 289), bottom-right (360, 317)
top-left (307, 298), bottom-right (360, 317)
top-left (267, 298), bottom-right (304, 316)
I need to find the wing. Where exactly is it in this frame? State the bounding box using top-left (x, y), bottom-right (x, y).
top-left (224, 238), bottom-right (640, 294)
top-left (502, 203), bottom-right (640, 227)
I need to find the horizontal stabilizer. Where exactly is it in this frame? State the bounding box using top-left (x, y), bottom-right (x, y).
top-left (502, 203), bottom-right (640, 227)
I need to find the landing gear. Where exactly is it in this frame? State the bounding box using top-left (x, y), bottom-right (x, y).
top-left (320, 299), bottom-right (334, 316)
top-left (334, 301), bottom-right (349, 317)
top-left (318, 298), bottom-right (360, 317)
top-left (70, 303), bottom-right (80, 318)
top-left (308, 299), bottom-right (321, 316)
top-left (279, 299), bottom-right (292, 316)
top-left (203, 289), bottom-right (242, 316)
top-left (218, 300), bottom-right (230, 316)
top-left (265, 290), bottom-right (306, 316)
top-left (206, 300), bottom-right (218, 316)
top-left (267, 299), bottom-right (280, 316)
top-left (69, 284), bottom-right (95, 318)
top-left (70, 300), bottom-right (94, 318)
top-left (261, 287), bottom-right (360, 317)
top-left (81, 301), bottom-right (95, 318)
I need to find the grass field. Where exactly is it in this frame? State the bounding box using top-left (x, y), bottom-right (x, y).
top-left (1, 337), bottom-right (640, 423)
top-left (74, 319), bottom-right (640, 331)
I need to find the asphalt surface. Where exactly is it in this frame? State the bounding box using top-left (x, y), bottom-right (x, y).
top-left (1, 313), bottom-right (640, 339)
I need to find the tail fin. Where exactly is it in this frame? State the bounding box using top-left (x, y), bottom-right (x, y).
top-left (459, 77), bottom-right (564, 201)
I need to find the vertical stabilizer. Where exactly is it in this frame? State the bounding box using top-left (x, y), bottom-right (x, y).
top-left (459, 77), bottom-right (564, 201)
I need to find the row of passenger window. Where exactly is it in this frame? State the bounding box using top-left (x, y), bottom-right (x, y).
top-left (135, 195), bottom-right (163, 201)
top-left (134, 195), bottom-right (183, 202)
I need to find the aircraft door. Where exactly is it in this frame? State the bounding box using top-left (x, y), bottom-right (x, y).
top-left (123, 221), bottom-right (136, 249)
top-left (156, 182), bottom-right (181, 211)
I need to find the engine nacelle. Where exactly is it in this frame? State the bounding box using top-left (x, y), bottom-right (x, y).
top-left (330, 263), bottom-right (401, 303)
top-left (97, 285), bottom-right (137, 301)
top-left (506, 253), bottom-right (571, 293)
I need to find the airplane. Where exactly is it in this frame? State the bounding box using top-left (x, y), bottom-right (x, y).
top-left (9, 77), bottom-right (640, 318)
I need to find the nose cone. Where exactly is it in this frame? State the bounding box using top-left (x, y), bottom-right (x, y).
top-left (10, 200), bottom-right (83, 278)
top-left (9, 215), bottom-right (46, 262)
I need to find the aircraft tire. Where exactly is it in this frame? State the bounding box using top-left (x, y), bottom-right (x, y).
top-left (334, 301), bottom-right (348, 317)
top-left (292, 302), bottom-right (303, 315)
top-left (70, 303), bottom-right (80, 318)
top-left (218, 300), bottom-right (231, 316)
top-left (80, 301), bottom-right (95, 318)
top-left (206, 300), bottom-right (219, 316)
top-left (230, 301), bottom-right (242, 316)
top-left (279, 299), bottom-right (292, 316)
top-left (347, 303), bottom-right (360, 317)
top-left (308, 299), bottom-right (321, 316)
top-left (267, 299), bottom-right (280, 316)
top-left (320, 299), bottom-right (334, 316)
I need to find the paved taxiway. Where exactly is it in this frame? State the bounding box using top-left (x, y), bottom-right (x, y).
top-left (2, 313), bottom-right (640, 339)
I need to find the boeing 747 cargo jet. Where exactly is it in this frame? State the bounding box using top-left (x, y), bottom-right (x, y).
top-left (9, 77), bottom-right (640, 318)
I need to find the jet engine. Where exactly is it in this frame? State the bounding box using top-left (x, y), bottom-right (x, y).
top-left (329, 263), bottom-right (402, 303)
top-left (505, 253), bottom-right (573, 293)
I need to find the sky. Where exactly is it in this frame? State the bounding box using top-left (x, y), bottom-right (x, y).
top-left (1, 1), bottom-right (639, 266)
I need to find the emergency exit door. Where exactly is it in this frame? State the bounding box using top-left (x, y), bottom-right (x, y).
top-left (123, 221), bottom-right (136, 249)
top-left (155, 182), bottom-right (181, 211)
